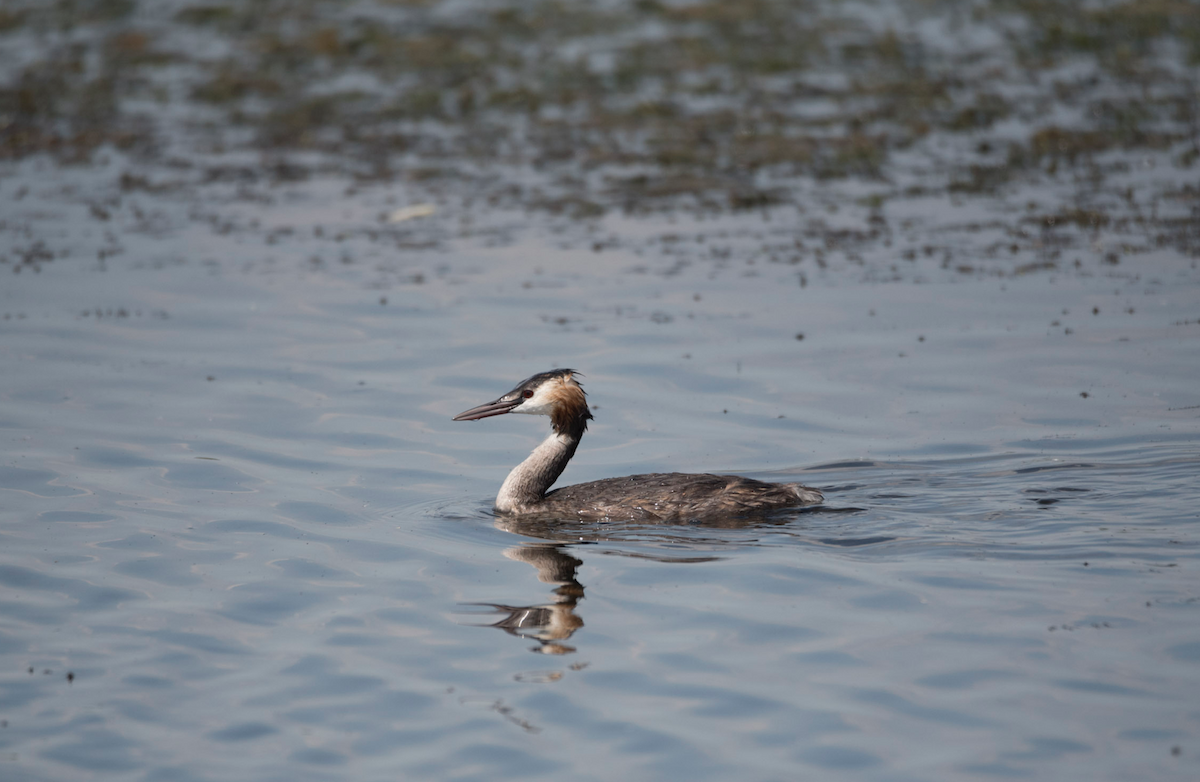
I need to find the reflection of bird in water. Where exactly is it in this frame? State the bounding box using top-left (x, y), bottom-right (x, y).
top-left (467, 544), bottom-right (585, 655)
top-left (453, 369), bottom-right (823, 521)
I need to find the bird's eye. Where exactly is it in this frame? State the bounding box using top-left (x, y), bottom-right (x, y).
top-left (522, 389), bottom-right (534, 399)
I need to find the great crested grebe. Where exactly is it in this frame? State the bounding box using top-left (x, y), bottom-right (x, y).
top-left (453, 369), bottom-right (823, 520)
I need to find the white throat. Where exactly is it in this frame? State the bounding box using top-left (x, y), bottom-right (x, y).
top-left (495, 430), bottom-right (578, 512)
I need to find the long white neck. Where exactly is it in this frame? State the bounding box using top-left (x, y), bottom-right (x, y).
top-left (495, 430), bottom-right (580, 512)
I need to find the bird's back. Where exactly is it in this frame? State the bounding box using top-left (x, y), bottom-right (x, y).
top-left (528, 472), bottom-right (823, 521)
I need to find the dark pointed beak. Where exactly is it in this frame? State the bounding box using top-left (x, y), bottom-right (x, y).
top-left (453, 396), bottom-right (521, 421)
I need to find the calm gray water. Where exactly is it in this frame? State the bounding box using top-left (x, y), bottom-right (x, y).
top-left (3, 0), bottom-right (1200, 779)
top-left (2, 181), bottom-right (1197, 780)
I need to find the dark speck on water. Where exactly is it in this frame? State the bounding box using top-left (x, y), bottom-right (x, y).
top-left (0, 0), bottom-right (1197, 779)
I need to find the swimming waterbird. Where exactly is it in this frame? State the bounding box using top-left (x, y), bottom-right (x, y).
top-left (453, 369), bottom-right (823, 520)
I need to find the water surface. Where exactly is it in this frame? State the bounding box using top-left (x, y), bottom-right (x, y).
top-left (2, 1), bottom-right (1199, 780)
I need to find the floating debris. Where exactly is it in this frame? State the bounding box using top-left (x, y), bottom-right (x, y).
top-left (387, 204), bottom-right (437, 223)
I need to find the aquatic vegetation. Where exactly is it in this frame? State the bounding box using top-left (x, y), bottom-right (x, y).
top-left (0, 0), bottom-right (1196, 269)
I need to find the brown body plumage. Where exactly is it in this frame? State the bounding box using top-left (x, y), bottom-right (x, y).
top-left (453, 369), bottom-right (823, 521)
